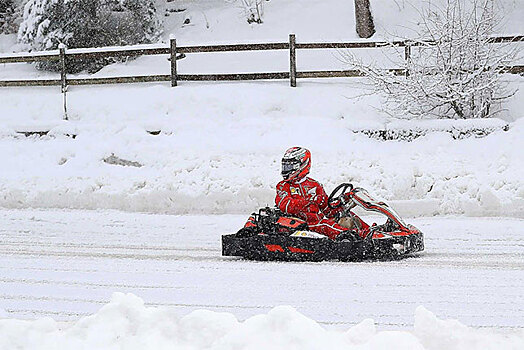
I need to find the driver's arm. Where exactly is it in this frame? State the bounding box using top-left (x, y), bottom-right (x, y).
top-left (316, 183), bottom-right (344, 218)
top-left (314, 183), bottom-right (329, 210)
top-left (275, 182), bottom-right (310, 216)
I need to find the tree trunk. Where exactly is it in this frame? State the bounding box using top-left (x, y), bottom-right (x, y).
top-left (354, 0), bottom-right (375, 38)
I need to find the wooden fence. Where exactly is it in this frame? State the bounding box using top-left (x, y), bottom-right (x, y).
top-left (1, 34), bottom-right (522, 90)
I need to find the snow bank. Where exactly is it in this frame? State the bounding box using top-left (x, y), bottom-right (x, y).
top-left (0, 293), bottom-right (522, 350)
top-left (0, 0), bottom-right (523, 217)
top-left (0, 81), bottom-right (523, 217)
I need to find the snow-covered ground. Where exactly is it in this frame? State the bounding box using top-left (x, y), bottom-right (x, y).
top-left (0, 209), bottom-right (522, 327)
top-left (0, 209), bottom-right (523, 348)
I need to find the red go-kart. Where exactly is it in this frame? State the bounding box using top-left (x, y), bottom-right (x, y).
top-left (222, 183), bottom-right (424, 261)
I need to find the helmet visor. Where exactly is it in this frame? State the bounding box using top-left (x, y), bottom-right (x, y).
top-left (281, 159), bottom-right (301, 179)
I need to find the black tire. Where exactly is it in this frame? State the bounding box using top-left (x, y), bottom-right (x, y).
top-left (236, 227), bottom-right (258, 238)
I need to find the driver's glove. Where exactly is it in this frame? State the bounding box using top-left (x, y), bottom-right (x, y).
top-left (343, 192), bottom-right (353, 201)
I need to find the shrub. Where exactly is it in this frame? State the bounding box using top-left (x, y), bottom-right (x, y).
top-left (344, 0), bottom-right (518, 119)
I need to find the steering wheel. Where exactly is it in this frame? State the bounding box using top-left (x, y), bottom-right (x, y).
top-left (327, 183), bottom-right (354, 209)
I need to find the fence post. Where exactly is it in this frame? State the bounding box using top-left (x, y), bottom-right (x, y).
top-left (289, 34), bottom-right (297, 87)
top-left (404, 42), bottom-right (411, 77)
top-left (59, 43), bottom-right (68, 120)
top-left (170, 36), bottom-right (178, 87)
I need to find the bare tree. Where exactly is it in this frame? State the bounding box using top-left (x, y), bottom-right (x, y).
top-left (238, 0), bottom-right (264, 24)
top-left (345, 0), bottom-right (518, 119)
top-left (354, 0), bottom-right (375, 38)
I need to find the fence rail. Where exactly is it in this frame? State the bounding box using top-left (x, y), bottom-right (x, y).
top-left (0, 34), bottom-right (522, 89)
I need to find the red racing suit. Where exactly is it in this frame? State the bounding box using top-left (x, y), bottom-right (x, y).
top-left (275, 177), bottom-right (348, 240)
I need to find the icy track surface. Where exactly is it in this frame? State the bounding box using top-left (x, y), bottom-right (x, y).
top-left (0, 209), bottom-right (523, 331)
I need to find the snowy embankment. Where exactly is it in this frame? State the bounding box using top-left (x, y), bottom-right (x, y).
top-left (1, 293), bottom-right (523, 350)
top-left (1, 0), bottom-right (523, 217)
top-left (0, 82), bottom-right (523, 217)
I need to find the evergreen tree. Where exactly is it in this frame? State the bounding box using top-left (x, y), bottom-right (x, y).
top-left (0, 0), bottom-right (14, 33)
top-left (0, 0), bottom-right (14, 13)
top-left (18, 0), bottom-right (162, 73)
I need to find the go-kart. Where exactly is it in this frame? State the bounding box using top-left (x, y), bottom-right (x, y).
top-left (222, 183), bottom-right (424, 261)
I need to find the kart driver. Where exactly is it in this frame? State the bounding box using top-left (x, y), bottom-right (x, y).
top-left (275, 147), bottom-right (362, 241)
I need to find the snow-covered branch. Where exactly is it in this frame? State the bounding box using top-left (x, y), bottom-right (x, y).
top-left (238, 0), bottom-right (265, 24)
